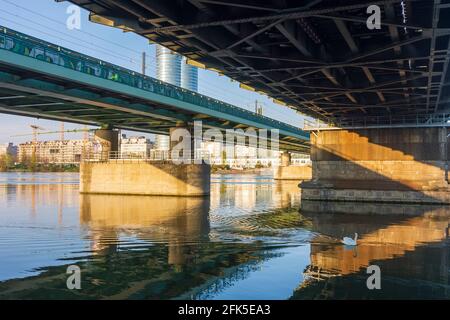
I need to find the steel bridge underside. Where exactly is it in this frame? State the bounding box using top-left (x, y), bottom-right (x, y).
top-left (0, 40), bottom-right (309, 153)
top-left (67, 0), bottom-right (450, 127)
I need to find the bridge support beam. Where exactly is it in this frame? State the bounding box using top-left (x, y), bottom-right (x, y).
top-left (80, 160), bottom-right (211, 196)
top-left (274, 151), bottom-right (312, 181)
top-left (300, 127), bottom-right (450, 204)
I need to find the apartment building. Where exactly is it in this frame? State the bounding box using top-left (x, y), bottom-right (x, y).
top-left (120, 136), bottom-right (153, 158)
top-left (18, 139), bottom-right (98, 164)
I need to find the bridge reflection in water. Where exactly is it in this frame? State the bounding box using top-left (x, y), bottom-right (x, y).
top-left (296, 201), bottom-right (450, 299)
top-left (0, 173), bottom-right (449, 299)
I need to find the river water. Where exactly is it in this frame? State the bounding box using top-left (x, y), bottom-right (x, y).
top-left (0, 172), bottom-right (449, 299)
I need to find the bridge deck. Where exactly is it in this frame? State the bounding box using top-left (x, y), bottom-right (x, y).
top-left (0, 26), bottom-right (309, 152)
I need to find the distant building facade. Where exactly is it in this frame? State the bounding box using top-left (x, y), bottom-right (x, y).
top-left (18, 140), bottom-right (98, 164)
top-left (120, 136), bottom-right (153, 158)
top-left (291, 153), bottom-right (311, 166)
top-left (199, 141), bottom-right (283, 168)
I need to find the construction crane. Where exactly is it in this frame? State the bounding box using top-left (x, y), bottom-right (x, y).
top-left (29, 125), bottom-right (45, 165)
top-left (29, 125), bottom-right (45, 144)
top-left (12, 127), bottom-right (94, 138)
top-left (60, 123), bottom-right (64, 162)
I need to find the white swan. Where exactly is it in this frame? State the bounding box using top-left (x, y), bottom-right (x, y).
top-left (341, 233), bottom-right (358, 246)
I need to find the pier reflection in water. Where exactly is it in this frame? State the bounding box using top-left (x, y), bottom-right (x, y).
top-left (296, 201), bottom-right (450, 299)
top-left (0, 173), bottom-right (310, 299)
top-left (0, 172), bottom-right (449, 299)
top-left (80, 194), bottom-right (210, 265)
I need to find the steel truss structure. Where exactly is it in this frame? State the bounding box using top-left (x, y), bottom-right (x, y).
top-left (66, 0), bottom-right (450, 126)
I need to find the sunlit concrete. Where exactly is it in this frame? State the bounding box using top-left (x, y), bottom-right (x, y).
top-left (275, 151), bottom-right (312, 181)
top-left (275, 165), bottom-right (312, 181)
top-left (301, 128), bottom-right (450, 203)
top-left (80, 161), bottom-right (211, 196)
top-left (82, 126), bottom-right (211, 196)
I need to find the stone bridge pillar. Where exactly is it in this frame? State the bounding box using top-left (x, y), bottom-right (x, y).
top-left (80, 124), bottom-right (210, 196)
top-left (300, 127), bottom-right (450, 204)
top-left (281, 151), bottom-right (291, 167)
top-left (94, 129), bottom-right (119, 160)
top-left (274, 151), bottom-right (312, 181)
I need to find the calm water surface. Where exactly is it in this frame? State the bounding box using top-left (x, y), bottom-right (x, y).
top-left (0, 172), bottom-right (449, 299)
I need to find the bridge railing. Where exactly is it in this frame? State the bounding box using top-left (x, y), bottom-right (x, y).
top-left (336, 113), bottom-right (450, 127)
top-left (303, 118), bottom-right (334, 130)
top-left (81, 151), bottom-right (211, 163)
top-left (0, 26), bottom-right (306, 137)
top-left (304, 113), bottom-right (450, 130)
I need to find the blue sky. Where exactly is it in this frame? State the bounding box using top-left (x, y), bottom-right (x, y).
top-left (0, 0), bottom-right (307, 144)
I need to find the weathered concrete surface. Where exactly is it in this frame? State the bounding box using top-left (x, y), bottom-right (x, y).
top-left (275, 151), bottom-right (312, 180)
top-left (80, 160), bottom-right (211, 196)
top-left (275, 165), bottom-right (312, 180)
top-left (301, 128), bottom-right (450, 203)
top-left (301, 188), bottom-right (450, 204)
top-left (307, 160), bottom-right (446, 190)
top-left (300, 199), bottom-right (446, 216)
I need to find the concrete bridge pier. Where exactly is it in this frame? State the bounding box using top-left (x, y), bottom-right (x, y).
top-left (80, 125), bottom-right (211, 196)
top-left (274, 151), bottom-right (312, 181)
top-left (300, 127), bottom-right (450, 204)
top-left (281, 151), bottom-right (291, 167)
top-left (94, 128), bottom-right (119, 160)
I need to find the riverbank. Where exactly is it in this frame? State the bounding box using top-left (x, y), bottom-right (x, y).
top-left (212, 167), bottom-right (273, 175)
top-left (0, 164), bottom-right (79, 173)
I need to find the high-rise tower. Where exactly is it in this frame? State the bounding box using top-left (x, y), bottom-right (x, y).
top-left (155, 45), bottom-right (198, 92)
top-left (155, 45), bottom-right (182, 86)
top-left (181, 56), bottom-right (198, 92)
top-left (154, 45), bottom-right (198, 156)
